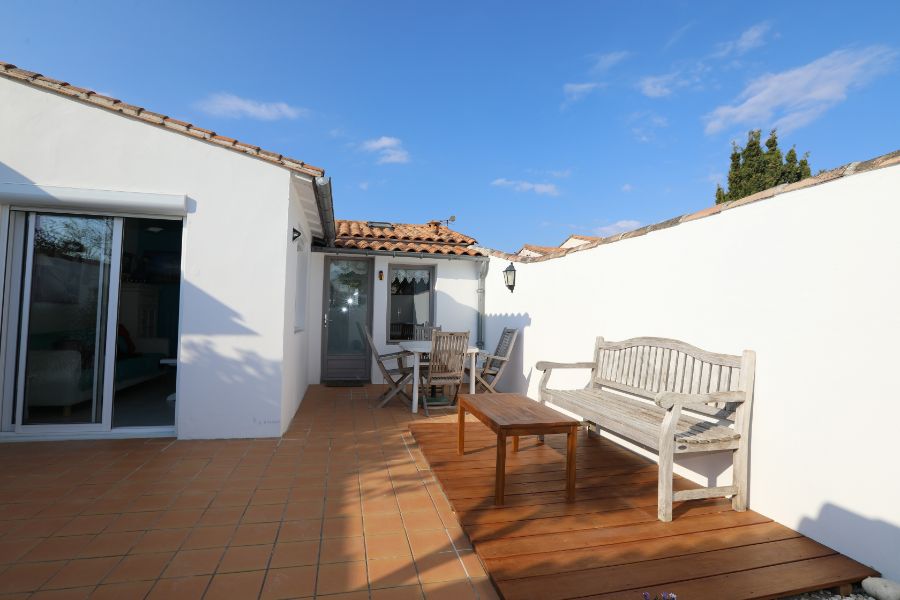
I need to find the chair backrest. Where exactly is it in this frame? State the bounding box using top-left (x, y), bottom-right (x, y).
top-left (485, 327), bottom-right (518, 372)
top-left (592, 336), bottom-right (755, 426)
top-left (426, 331), bottom-right (469, 386)
top-left (357, 323), bottom-right (392, 381)
top-left (413, 323), bottom-right (441, 341)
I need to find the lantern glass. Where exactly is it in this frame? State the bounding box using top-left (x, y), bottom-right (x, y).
top-left (502, 263), bottom-right (516, 292)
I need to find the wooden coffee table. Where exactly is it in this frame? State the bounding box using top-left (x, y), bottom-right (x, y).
top-left (457, 393), bottom-right (581, 505)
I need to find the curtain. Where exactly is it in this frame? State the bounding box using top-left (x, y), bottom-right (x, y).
top-left (392, 268), bottom-right (431, 285)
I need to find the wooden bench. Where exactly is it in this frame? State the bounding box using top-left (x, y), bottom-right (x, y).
top-left (536, 337), bottom-right (756, 521)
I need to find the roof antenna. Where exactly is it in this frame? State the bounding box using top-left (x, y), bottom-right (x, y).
top-left (434, 215), bottom-right (456, 229)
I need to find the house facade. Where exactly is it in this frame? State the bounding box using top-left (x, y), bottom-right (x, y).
top-left (0, 62), bottom-right (487, 441)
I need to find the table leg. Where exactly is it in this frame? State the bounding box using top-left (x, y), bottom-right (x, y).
top-left (457, 402), bottom-right (465, 456)
top-left (566, 427), bottom-right (577, 502)
top-left (411, 353), bottom-right (420, 413)
top-left (469, 352), bottom-right (476, 394)
top-left (512, 435), bottom-right (519, 452)
top-left (495, 432), bottom-right (507, 505)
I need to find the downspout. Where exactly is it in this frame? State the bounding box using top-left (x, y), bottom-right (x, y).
top-left (476, 257), bottom-right (489, 349)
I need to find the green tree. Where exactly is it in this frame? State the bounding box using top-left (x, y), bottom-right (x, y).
top-left (715, 129), bottom-right (811, 204)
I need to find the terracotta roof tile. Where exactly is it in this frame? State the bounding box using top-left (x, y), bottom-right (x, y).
top-left (0, 60), bottom-right (324, 177)
top-left (333, 220), bottom-right (482, 256)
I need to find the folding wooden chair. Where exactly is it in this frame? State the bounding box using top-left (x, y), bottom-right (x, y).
top-left (467, 327), bottom-right (518, 393)
top-left (358, 324), bottom-right (414, 408)
top-left (420, 331), bottom-right (469, 416)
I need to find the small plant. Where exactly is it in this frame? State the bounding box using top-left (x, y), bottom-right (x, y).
top-left (643, 593), bottom-right (677, 600)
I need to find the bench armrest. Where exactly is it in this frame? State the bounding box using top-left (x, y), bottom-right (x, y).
top-left (479, 353), bottom-right (508, 362)
top-left (654, 390), bottom-right (746, 410)
top-left (535, 361), bottom-right (595, 371)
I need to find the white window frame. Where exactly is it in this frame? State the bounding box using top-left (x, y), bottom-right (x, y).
top-left (386, 264), bottom-right (436, 343)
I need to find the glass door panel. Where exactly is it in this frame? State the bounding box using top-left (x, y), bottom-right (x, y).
top-left (322, 259), bottom-right (371, 382)
top-left (19, 214), bottom-right (114, 424)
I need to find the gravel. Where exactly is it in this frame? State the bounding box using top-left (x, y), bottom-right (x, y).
top-left (781, 588), bottom-right (875, 600)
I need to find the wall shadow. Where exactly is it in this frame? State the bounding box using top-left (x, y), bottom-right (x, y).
top-left (798, 502), bottom-right (898, 580)
top-left (484, 311), bottom-right (532, 394)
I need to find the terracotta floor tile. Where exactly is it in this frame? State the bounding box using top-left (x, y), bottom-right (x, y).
top-left (0, 561), bottom-right (65, 593)
top-left (259, 565), bottom-right (316, 600)
top-left (323, 515), bottom-right (364, 538)
top-left (90, 580), bottom-right (155, 599)
top-left (371, 585), bottom-right (426, 600)
top-left (315, 560), bottom-right (368, 595)
top-left (105, 511), bottom-right (162, 533)
top-left (470, 576), bottom-right (500, 600)
top-left (362, 495), bottom-right (400, 515)
top-left (217, 543), bottom-right (272, 573)
top-left (422, 579), bottom-right (477, 600)
top-left (406, 530), bottom-right (453, 557)
top-left (0, 538), bottom-right (39, 563)
top-left (5, 518), bottom-right (68, 540)
top-left (364, 512), bottom-right (405, 535)
top-left (269, 540), bottom-right (319, 568)
top-left (130, 528), bottom-right (189, 554)
top-left (78, 531), bottom-right (142, 558)
top-left (320, 535), bottom-right (366, 563)
top-left (147, 574), bottom-right (210, 600)
top-left (232, 522), bottom-right (279, 546)
top-left (251, 488), bottom-right (289, 505)
top-left (241, 503), bottom-right (284, 524)
top-left (29, 585), bottom-right (93, 599)
top-left (161, 547), bottom-right (223, 578)
top-left (21, 536), bottom-right (94, 562)
top-left (323, 591), bottom-right (370, 600)
top-left (415, 553), bottom-right (467, 584)
top-left (103, 551), bottom-right (172, 583)
top-left (205, 570), bottom-right (265, 600)
top-left (197, 506), bottom-right (244, 527)
top-left (54, 514), bottom-right (116, 537)
top-left (457, 550), bottom-right (485, 578)
top-left (181, 524), bottom-right (235, 549)
top-left (43, 556), bottom-right (119, 589)
top-left (170, 491), bottom-right (215, 510)
top-left (402, 510), bottom-right (445, 532)
top-left (276, 519), bottom-right (321, 542)
top-left (445, 526), bottom-right (471, 551)
top-left (282, 500), bottom-right (323, 520)
top-left (153, 509), bottom-right (204, 530)
top-left (366, 531), bottom-right (412, 560)
top-left (367, 556), bottom-right (420, 589)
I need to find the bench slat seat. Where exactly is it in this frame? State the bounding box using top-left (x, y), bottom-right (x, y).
top-left (537, 336), bottom-right (756, 521)
top-left (545, 389), bottom-right (740, 450)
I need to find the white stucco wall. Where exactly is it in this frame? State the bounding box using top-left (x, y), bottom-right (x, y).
top-left (307, 253), bottom-right (482, 384)
top-left (484, 163), bottom-right (900, 579)
top-left (0, 77), bottom-right (314, 439)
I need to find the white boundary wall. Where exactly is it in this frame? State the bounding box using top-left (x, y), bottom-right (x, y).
top-left (484, 164), bottom-right (900, 579)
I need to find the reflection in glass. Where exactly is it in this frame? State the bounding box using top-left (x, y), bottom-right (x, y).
top-left (22, 215), bottom-right (113, 424)
top-left (326, 261), bottom-right (369, 356)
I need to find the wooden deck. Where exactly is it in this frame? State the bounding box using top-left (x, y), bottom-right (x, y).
top-left (408, 421), bottom-right (878, 600)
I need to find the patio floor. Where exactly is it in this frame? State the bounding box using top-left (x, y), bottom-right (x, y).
top-left (0, 385), bottom-right (496, 599)
top-left (408, 420), bottom-right (879, 599)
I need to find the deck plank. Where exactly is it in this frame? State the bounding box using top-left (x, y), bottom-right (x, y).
top-left (410, 421), bottom-right (879, 599)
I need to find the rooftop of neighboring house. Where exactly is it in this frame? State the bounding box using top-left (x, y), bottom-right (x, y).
top-left (333, 220), bottom-right (483, 256)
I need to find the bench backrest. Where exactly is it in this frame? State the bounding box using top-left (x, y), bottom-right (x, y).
top-left (591, 336), bottom-right (755, 426)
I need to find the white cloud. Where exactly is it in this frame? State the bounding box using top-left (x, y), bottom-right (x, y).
top-left (562, 82), bottom-right (601, 107)
top-left (360, 136), bottom-right (411, 164)
top-left (491, 178), bottom-right (560, 197)
top-left (195, 92), bottom-right (307, 120)
top-left (714, 22), bottom-right (772, 58)
top-left (664, 22), bottom-right (694, 51)
top-left (629, 111), bottom-right (669, 142)
top-left (621, 183), bottom-right (633, 192)
top-left (638, 73), bottom-right (679, 98)
top-left (704, 46), bottom-right (896, 134)
top-left (358, 181), bottom-right (370, 191)
top-left (590, 51), bottom-right (630, 73)
top-left (595, 220), bottom-right (641, 237)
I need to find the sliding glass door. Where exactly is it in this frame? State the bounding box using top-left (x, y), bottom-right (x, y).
top-left (1, 210), bottom-right (182, 433)
top-left (17, 214), bottom-right (117, 426)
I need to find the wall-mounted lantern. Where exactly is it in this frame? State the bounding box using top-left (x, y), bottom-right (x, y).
top-left (292, 228), bottom-right (302, 243)
top-left (503, 262), bottom-right (516, 293)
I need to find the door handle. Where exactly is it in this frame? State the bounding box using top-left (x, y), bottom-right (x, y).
top-left (323, 313), bottom-right (328, 327)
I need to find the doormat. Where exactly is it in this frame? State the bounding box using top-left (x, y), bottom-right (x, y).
top-left (324, 380), bottom-right (365, 387)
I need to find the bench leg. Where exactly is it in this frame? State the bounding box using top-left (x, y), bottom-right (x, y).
top-left (658, 437), bottom-right (674, 522)
top-left (566, 428), bottom-right (576, 502)
top-left (495, 432), bottom-right (507, 505)
top-left (512, 435), bottom-right (519, 452)
top-left (732, 444), bottom-right (748, 512)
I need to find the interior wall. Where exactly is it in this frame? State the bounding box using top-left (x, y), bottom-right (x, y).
top-left (0, 77), bottom-right (298, 439)
top-left (483, 164), bottom-right (900, 579)
top-left (306, 254), bottom-right (481, 385)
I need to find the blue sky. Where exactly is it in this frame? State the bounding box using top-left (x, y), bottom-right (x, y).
top-left (3, 1), bottom-right (899, 251)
